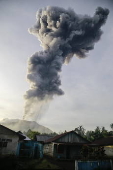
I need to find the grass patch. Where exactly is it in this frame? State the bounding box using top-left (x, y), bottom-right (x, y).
top-left (22, 158), bottom-right (61, 169)
top-left (35, 159), bottom-right (61, 169)
top-left (0, 157), bottom-right (61, 169)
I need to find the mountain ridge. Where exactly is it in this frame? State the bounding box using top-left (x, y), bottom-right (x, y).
top-left (0, 118), bottom-right (53, 134)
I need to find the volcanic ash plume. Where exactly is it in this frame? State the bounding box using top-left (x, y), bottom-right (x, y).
top-left (23, 6), bottom-right (109, 120)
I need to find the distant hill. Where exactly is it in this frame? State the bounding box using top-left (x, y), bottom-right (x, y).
top-left (0, 118), bottom-right (53, 134)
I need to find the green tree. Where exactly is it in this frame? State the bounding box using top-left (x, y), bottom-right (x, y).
top-left (94, 126), bottom-right (102, 139)
top-left (42, 132), bottom-right (58, 136)
top-left (86, 130), bottom-right (95, 141)
top-left (26, 129), bottom-right (40, 140)
top-left (74, 125), bottom-right (86, 137)
top-left (101, 126), bottom-right (108, 137)
top-left (85, 126), bottom-right (110, 141)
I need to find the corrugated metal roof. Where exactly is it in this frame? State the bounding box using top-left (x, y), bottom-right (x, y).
top-left (17, 131), bottom-right (31, 140)
top-left (44, 130), bottom-right (90, 144)
top-left (91, 136), bottom-right (113, 146)
top-left (35, 135), bottom-right (53, 142)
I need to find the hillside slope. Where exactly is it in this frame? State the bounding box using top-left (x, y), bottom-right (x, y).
top-left (0, 118), bottom-right (53, 134)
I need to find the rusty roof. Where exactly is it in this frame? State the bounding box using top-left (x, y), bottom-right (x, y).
top-left (44, 130), bottom-right (90, 144)
top-left (91, 136), bottom-right (113, 146)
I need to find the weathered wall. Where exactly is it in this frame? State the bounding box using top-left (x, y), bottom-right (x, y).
top-left (56, 132), bottom-right (87, 143)
top-left (43, 143), bottom-right (54, 157)
top-left (0, 126), bottom-right (19, 155)
top-left (44, 143), bottom-right (82, 159)
top-left (104, 146), bottom-right (113, 157)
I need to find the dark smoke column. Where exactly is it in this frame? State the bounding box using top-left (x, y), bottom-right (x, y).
top-left (23, 6), bottom-right (109, 120)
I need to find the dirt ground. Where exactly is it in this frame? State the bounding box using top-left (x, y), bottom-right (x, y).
top-left (0, 155), bottom-right (75, 170)
top-left (45, 156), bottom-right (75, 170)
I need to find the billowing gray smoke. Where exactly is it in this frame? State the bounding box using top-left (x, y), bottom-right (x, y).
top-left (24, 6), bottom-right (109, 120)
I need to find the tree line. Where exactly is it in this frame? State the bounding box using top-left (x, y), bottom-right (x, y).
top-left (23, 123), bottom-right (113, 141)
top-left (74, 124), bottom-right (113, 141)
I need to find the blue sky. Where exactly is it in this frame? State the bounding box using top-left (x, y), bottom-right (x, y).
top-left (0, 0), bottom-right (113, 132)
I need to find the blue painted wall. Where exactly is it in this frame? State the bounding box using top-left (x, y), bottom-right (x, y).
top-left (17, 140), bottom-right (43, 158)
top-left (77, 160), bottom-right (112, 170)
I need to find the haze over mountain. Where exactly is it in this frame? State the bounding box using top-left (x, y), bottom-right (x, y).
top-left (0, 118), bottom-right (53, 134)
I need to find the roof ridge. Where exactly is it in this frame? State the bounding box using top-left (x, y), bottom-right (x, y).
top-left (44, 130), bottom-right (89, 143)
top-left (0, 124), bottom-right (25, 140)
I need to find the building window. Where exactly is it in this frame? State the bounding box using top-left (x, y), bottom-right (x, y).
top-left (0, 142), bottom-right (7, 148)
top-left (0, 138), bottom-right (12, 142)
top-left (6, 139), bottom-right (12, 142)
top-left (57, 145), bottom-right (64, 153)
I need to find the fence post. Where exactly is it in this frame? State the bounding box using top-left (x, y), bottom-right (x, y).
top-left (110, 159), bottom-right (113, 170)
top-left (75, 160), bottom-right (78, 170)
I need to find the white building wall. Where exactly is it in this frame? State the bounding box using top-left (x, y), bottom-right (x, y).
top-left (104, 146), bottom-right (113, 157)
top-left (0, 125), bottom-right (19, 155)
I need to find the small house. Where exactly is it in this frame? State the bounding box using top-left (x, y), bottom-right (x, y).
top-left (43, 131), bottom-right (90, 160)
top-left (0, 124), bottom-right (25, 156)
top-left (91, 136), bottom-right (113, 157)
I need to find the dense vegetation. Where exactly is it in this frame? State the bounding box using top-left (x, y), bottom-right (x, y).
top-left (24, 123), bottom-right (113, 141)
top-left (24, 129), bottom-right (57, 140)
top-left (74, 123), bottom-right (113, 141)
